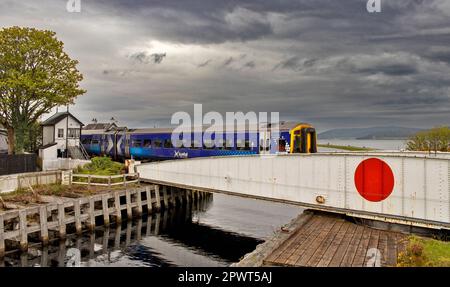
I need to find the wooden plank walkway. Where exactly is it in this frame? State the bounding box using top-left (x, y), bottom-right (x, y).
top-left (264, 213), bottom-right (408, 267)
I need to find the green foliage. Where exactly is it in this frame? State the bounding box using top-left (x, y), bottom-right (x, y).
top-left (0, 26), bottom-right (86, 154)
top-left (398, 236), bottom-right (450, 267)
top-left (75, 156), bottom-right (125, 176)
top-left (406, 126), bottom-right (450, 152)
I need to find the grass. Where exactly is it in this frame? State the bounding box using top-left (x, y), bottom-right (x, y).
top-left (397, 235), bottom-right (450, 267)
top-left (318, 143), bottom-right (376, 151)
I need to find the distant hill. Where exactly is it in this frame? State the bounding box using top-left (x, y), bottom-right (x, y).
top-left (318, 126), bottom-right (423, 140)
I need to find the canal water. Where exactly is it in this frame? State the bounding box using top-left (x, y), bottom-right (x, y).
top-left (1, 193), bottom-right (303, 267)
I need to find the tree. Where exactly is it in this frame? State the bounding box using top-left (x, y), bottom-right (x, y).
top-left (406, 126), bottom-right (450, 152)
top-left (0, 26), bottom-right (86, 154)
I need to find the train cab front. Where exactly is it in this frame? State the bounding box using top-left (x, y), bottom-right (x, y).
top-left (289, 123), bottom-right (317, 154)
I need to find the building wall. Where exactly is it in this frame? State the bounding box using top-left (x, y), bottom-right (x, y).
top-left (38, 144), bottom-right (58, 160)
top-left (0, 131), bottom-right (7, 154)
top-left (53, 116), bottom-right (82, 150)
top-left (42, 126), bottom-right (54, 146)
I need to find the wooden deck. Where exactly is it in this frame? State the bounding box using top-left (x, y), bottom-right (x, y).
top-left (263, 213), bottom-right (408, 267)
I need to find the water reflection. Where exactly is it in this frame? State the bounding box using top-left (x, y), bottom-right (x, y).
top-left (1, 192), bottom-right (267, 267)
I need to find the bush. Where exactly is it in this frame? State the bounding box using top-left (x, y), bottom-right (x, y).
top-left (406, 126), bottom-right (450, 152)
top-left (75, 156), bottom-right (126, 176)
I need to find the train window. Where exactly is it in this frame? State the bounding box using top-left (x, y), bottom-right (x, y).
top-left (143, 139), bottom-right (152, 147)
top-left (236, 139), bottom-right (246, 150)
top-left (191, 140), bottom-right (201, 149)
top-left (81, 138), bottom-right (91, 145)
top-left (203, 140), bottom-right (214, 149)
top-left (91, 139), bottom-right (99, 145)
top-left (164, 139), bottom-right (173, 148)
top-left (279, 139), bottom-right (286, 152)
top-left (132, 140), bottom-right (142, 147)
top-left (244, 140), bottom-right (252, 150)
top-left (225, 139), bottom-right (234, 150)
top-left (172, 139), bottom-right (182, 148)
top-left (215, 139), bottom-right (225, 150)
top-left (153, 139), bottom-right (162, 148)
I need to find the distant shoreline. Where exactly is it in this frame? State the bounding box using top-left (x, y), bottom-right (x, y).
top-left (317, 143), bottom-right (376, 151)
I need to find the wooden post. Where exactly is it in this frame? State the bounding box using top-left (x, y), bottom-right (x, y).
top-left (40, 246), bottom-right (48, 267)
top-left (146, 215), bottom-right (152, 237)
top-left (146, 186), bottom-right (153, 214)
top-left (136, 218), bottom-right (142, 240)
top-left (136, 189), bottom-right (143, 216)
top-left (20, 252), bottom-right (28, 267)
top-left (102, 195), bottom-right (110, 226)
top-left (126, 190), bottom-right (132, 219)
top-left (173, 187), bottom-right (178, 207)
top-left (155, 185), bottom-right (161, 211)
top-left (74, 199), bottom-right (82, 235)
top-left (114, 192), bottom-right (122, 223)
top-left (103, 228), bottom-right (109, 254)
top-left (125, 221), bottom-right (132, 246)
top-left (57, 239), bottom-right (66, 267)
top-left (39, 206), bottom-right (49, 245)
top-left (186, 189), bottom-right (190, 205)
top-left (162, 210), bottom-right (168, 231)
top-left (58, 203), bottom-right (66, 239)
top-left (123, 174), bottom-right (126, 187)
top-left (154, 213), bottom-right (160, 235)
top-left (19, 210), bottom-right (28, 252)
top-left (162, 186), bottom-right (169, 209)
top-left (88, 175), bottom-right (91, 187)
top-left (69, 171), bottom-right (72, 186)
top-left (114, 224), bottom-right (121, 249)
top-left (88, 197), bottom-right (96, 231)
top-left (89, 232), bottom-right (95, 259)
top-left (169, 187), bottom-right (175, 207)
top-left (0, 214), bottom-right (4, 258)
top-left (108, 176), bottom-right (111, 187)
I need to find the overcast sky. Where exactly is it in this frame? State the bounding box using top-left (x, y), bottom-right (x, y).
top-left (1, 0), bottom-right (450, 131)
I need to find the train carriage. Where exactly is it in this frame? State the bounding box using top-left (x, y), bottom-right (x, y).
top-left (80, 121), bottom-right (317, 161)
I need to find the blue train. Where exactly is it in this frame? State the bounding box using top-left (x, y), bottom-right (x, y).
top-left (80, 122), bottom-right (317, 161)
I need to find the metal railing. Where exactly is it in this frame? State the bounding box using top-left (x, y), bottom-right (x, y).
top-left (78, 144), bottom-right (90, 160)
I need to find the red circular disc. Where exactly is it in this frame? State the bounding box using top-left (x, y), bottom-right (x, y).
top-left (354, 158), bottom-right (394, 202)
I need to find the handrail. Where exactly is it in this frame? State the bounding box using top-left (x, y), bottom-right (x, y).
top-left (78, 144), bottom-right (90, 160)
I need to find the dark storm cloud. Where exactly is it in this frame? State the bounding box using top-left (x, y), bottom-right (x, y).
top-left (197, 59), bottom-right (212, 68)
top-left (1, 0), bottom-right (450, 131)
top-left (243, 61), bottom-right (255, 69)
top-left (128, 52), bottom-right (167, 64)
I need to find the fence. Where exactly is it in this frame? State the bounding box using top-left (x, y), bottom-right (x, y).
top-left (0, 154), bottom-right (38, 176)
top-left (0, 171), bottom-right (62, 194)
top-left (41, 158), bottom-right (91, 171)
top-left (70, 173), bottom-right (140, 187)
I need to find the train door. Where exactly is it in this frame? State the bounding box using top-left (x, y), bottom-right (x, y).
top-left (293, 130), bottom-right (302, 153)
top-left (259, 130), bottom-right (271, 155)
top-left (115, 132), bottom-right (125, 160)
top-left (100, 134), bottom-right (107, 155)
top-left (300, 128), bottom-right (317, 153)
top-left (125, 133), bottom-right (131, 158)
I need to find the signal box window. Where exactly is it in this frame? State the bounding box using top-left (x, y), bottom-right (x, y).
top-left (58, 129), bottom-right (64, 138)
top-left (68, 128), bottom-right (80, 138)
